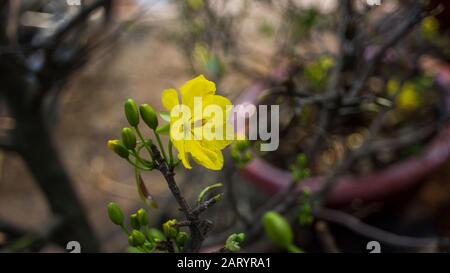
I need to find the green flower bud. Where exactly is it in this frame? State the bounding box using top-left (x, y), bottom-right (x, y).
top-left (130, 230), bottom-right (146, 246)
top-left (137, 208), bottom-right (149, 226)
top-left (107, 140), bottom-right (129, 159)
top-left (130, 213), bottom-right (141, 230)
top-left (147, 228), bottom-right (165, 242)
top-left (176, 231), bottom-right (189, 247)
top-left (162, 219), bottom-right (179, 239)
top-left (139, 104), bottom-right (158, 130)
top-left (225, 233), bottom-right (245, 252)
top-left (121, 127), bottom-right (136, 150)
top-left (262, 211), bottom-right (293, 248)
top-left (235, 139), bottom-right (250, 151)
top-left (124, 98), bottom-right (140, 127)
top-left (128, 235), bottom-right (138, 247)
top-left (107, 202), bottom-right (124, 226)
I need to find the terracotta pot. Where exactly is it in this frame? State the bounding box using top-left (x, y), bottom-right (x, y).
top-left (236, 61), bottom-right (450, 206)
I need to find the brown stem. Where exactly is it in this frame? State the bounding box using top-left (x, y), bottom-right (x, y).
top-left (149, 145), bottom-right (205, 252)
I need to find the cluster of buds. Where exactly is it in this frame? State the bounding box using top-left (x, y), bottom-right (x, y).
top-left (107, 98), bottom-right (174, 171)
top-left (107, 202), bottom-right (189, 252)
top-left (108, 98), bottom-right (178, 210)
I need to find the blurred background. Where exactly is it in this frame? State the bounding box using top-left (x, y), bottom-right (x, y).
top-left (1, 0), bottom-right (450, 253)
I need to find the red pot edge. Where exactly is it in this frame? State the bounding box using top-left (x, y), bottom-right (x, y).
top-left (237, 61), bottom-right (450, 206)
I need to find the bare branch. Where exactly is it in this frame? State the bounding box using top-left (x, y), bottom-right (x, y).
top-left (43, 0), bottom-right (113, 50)
top-left (315, 221), bottom-right (340, 253)
top-left (348, 5), bottom-right (424, 97)
top-left (150, 144), bottom-right (206, 252)
top-left (315, 208), bottom-right (450, 250)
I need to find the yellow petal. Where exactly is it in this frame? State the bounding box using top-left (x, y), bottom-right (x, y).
top-left (172, 139), bottom-right (192, 169)
top-left (201, 95), bottom-right (234, 145)
top-left (203, 95), bottom-right (232, 112)
top-left (210, 124), bottom-right (234, 150)
top-left (189, 140), bottom-right (224, 170)
top-left (162, 88), bottom-right (180, 111)
top-left (180, 75), bottom-right (216, 109)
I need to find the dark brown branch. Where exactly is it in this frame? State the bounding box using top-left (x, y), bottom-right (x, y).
top-left (192, 196), bottom-right (221, 216)
top-left (149, 144), bottom-right (205, 252)
top-left (315, 208), bottom-right (450, 250)
top-left (43, 0), bottom-right (113, 50)
top-left (315, 221), bottom-right (340, 253)
top-left (305, 0), bottom-right (352, 159)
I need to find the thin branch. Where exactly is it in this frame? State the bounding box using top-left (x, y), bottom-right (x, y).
top-left (192, 195), bottom-right (221, 216)
top-left (305, 0), bottom-right (352, 159)
top-left (348, 5), bottom-right (424, 97)
top-left (315, 221), bottom-right (340, 253)
top-left (315, 208), bottom-right (450, 250)
top-left (43, 0), bottom-right (113, 50)
top-left (150, 144), bottom-right (205, 252)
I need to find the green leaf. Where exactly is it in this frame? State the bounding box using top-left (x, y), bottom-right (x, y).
top-left (147, 228), bottom-right (166, 242)
top-left (159, 112), bottom-right (170, 122)
top-left (135, 170), bottom-right (158, 209)
top-left (197, 183), bottom-right (223, 205)
top-left (156, 124), bottom-right (170, 135)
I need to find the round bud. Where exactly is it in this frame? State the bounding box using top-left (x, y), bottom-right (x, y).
top-left (147, 228), bottom-right (165, 243)
top-left (107, 202), bottom-right (124, 226)
top-left (162, 219), bottom-right (179, 239)
top-left (107, 140), bottom-right (129, 159)
top-left (121, 128), bottom-right (136, 150)
top-left (128, 235), bottom-right (137, 247)
top-left (137, 208), bottom-right (149, 226)
top-left (262, 211), bottom-right (293, 248)
top-left (139, 104), bottom-right (158, 130)
top-left (131, 230), bottom-right (146, 246)
top-left (130, 213), bottom-right (141, 230)
top-left (124, 98), bottom-right (140, 127)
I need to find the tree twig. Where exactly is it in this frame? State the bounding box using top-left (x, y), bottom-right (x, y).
top-left (315, 208), bottom-right (450, 251)
top-left (315, 221), bottom-right (340, 253)
top-left (348, 5), bottom-right (424, 97)
top-left (150, 144), bottom-right (205, 252)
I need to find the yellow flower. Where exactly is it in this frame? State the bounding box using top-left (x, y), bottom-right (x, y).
top-left (386, 79), bottom-right (400, 96)
top-left (421, 16), bottom-right (439, 40)
top-left (161, 75), bottom-right (234, 170)
top-left (396, 82), bottom-right (421, 111)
